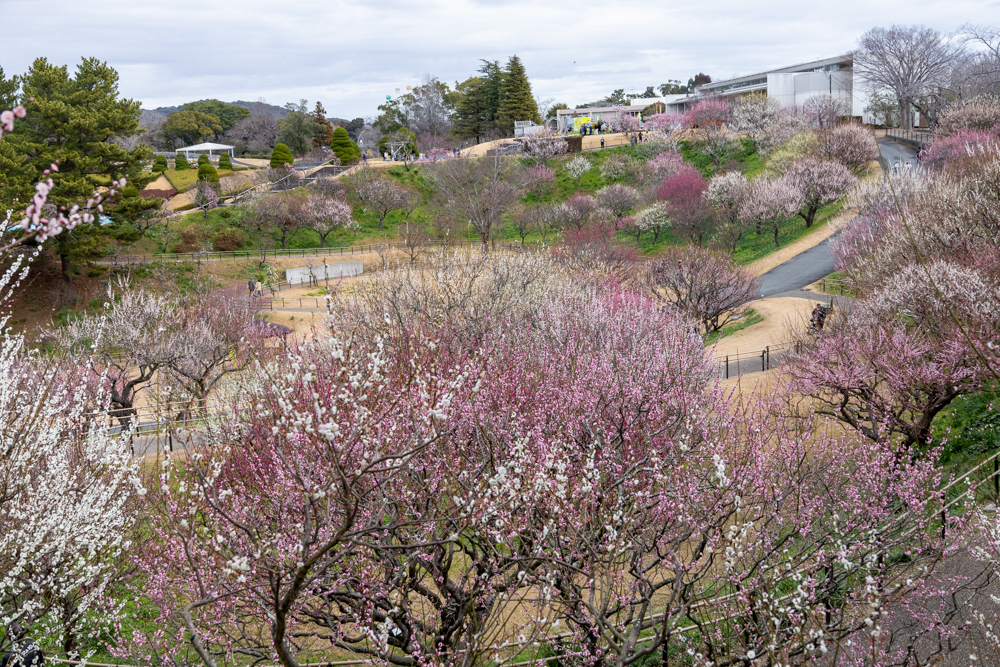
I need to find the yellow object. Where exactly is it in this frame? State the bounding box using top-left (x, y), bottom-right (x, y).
top-left (572, 117), bottom-right (592, 131)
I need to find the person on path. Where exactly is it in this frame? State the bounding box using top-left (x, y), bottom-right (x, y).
top-left (247, 278), bottom-right (255, 297)
top-left (892, 160), bottom-right (900, 173)
top-left (255, 280), bottom-right (262, 297)
top-left (638, 131), bottom-right (643, 142)
top-left (601, 137), bottom-right (605, 149)
top-left (1, 623), bottom-right (43, 667)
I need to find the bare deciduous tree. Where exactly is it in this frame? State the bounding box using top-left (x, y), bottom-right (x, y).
top-left (854, 25), bottom-right (966, 129)
top-left (428, 155), bottom-right (526, 249)
top-left (644, 246), bottom-right (761, 334)
top-left (348, 167), bottom-right (413, 232)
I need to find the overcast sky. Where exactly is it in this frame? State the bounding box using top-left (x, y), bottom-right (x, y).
top-left (2, 0), bottom-right (995, 119)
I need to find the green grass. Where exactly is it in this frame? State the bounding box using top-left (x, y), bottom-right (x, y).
top-left (703, 308), bottom-right (764, 346)
top-left (139, 143), bottom-right (837, 272)
top-left (163, 168), bottom-right (239, 192)
top-left (814, 270), bottom-right (857, 296)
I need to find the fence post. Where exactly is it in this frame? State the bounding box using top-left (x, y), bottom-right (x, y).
top-left (766, 346), bottom-right (770, 370)
top-left (725, 355), bottom-right (729, 380)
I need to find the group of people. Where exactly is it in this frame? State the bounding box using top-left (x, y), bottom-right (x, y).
top-left (891, 159), bottom-right (915, 174)
top-left (809, 303), bottom-right (828, 332)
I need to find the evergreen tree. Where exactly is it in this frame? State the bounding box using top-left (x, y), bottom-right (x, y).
top-left (197, 162), bottom-right (220, 189)
top-left (497, 55), bottom-right (540, 132)
top-left (152, 154), bottom-right (168, 173)
top-left (218, 153), bottom-right (232, 170)
top-left (197, 153), bottom-right (210, 165)
top-left (312, 101), bottom-right (334, 147)
top-left (175, 153), bottom-right (191, 170)
top-left (270, 143), bottom-right (294, 167)
top-left (0, 66), bottom-right (18, 110)
top-left (453, 76), bottom-right (485, 141)
top-left (180, 99), bottom-right (249, 132)
top-left (330, 127), bottom-right (360, 164)
top-left (0, 57), bottom-right (154, 279)
top-left (452, 60), bottom-right (505, 141)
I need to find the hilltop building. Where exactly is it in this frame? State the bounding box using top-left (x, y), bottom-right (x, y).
top-left (632, 55), bottom-right (868, 120)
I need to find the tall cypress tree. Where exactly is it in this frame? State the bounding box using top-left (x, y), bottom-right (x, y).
top-left (497, 55), bottom-right (540, 133)
top-left (453, 76), bottom-right (485, 141)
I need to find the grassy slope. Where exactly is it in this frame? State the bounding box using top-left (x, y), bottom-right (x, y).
top-left (163, 168), bottom-right (239, 192)
top-left (150, 140), bottom-right (835, 264)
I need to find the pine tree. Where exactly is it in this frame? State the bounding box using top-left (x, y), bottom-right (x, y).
top-left (218, 153), bottom-right (232, 170)
top-left (270, 143), bottom-right (294, 167)
top-left (497, 55), bottom-right (540, 133)
top-left (0, 58), bottom-right (155, 279)
top-left (174, 153), bottom-right (191, 170)
top-left (197, 153), bottom-right (210, 165)
top-left (330, 127), bottom-right (360, 164)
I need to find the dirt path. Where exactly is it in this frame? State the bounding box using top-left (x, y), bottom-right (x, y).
top-left (145, 174), bottom-right (173, 191)
top-left (709, 297), bottom-right (816, 357)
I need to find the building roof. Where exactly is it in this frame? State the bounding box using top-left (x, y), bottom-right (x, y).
top-left (697, 54), bottom-right (853, 94)
top-left (175, 142), bottom-right (235, 152)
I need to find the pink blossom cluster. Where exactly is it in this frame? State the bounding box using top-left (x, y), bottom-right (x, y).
top-left (1, 105), bottom-right (115, 246)
top-left (111, 250), bottom-right (973, 667)
top-left (0, 104), bottom-right (26, 139)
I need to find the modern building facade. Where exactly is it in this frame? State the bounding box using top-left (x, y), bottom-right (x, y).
top-left (631, 55), bottom-right (870, 121)
top-left (553, 105), bottom-right (642, 133)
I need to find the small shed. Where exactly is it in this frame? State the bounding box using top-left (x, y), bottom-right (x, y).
top-left (174, 142), bottom-right (236, 158)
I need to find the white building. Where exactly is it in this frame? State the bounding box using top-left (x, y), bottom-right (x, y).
top-left (554, 105), bottom-right (642, 133)
top-left (635, 55), bottom-right (870, 121)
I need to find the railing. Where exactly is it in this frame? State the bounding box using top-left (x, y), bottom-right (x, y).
top-left (885, 127), bottom-right (932, 147)
top-left (99, 241), bottom-right (536, 265)
top-left (816, 277), bottom-right (855, 296)
top-left (714, 342), bottom-right (793, 379)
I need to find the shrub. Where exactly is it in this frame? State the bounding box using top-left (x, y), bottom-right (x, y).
top-left (151, 163), bottom-right (166, 173)
top-left (170, 228), bottom-right (202, 253)
top-left (936, 95), bottom-right (1000, 137)
top-left (152, 154), bottom-right (168, 173)
top-left (218, 153), bottom-right (232, 170)
top-left (921, 129), bottom-right (1000, 171)
top-left (270, 143), bottom-right (294, 167)
top-left (121, 186), bottom-right (140, 198)
top-left (174, 154), bottom-right (191, 171)
top-left (197, 153), bottom-right (210, 166)
top-left (212, 227), bottom-right (248, 251)
top-left (197, 162), bottom-right (220, 186)
top-left (330, 127), bottom-right (360, 164)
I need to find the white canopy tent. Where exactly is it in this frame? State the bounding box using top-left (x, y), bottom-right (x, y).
top-left (174, 142), bottom-right (235, 158)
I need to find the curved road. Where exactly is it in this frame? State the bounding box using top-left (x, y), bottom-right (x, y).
top-left (757, 137), bottom-right (919, 297)
top-left (758, 236), bottom-right (839, 296)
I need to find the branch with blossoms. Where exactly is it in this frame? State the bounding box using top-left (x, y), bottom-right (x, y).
top-left (1, 105), bottom-right (124, 255)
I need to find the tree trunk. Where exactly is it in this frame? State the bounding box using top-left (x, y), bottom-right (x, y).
top-left (61, 253), bottom-right (72, 282)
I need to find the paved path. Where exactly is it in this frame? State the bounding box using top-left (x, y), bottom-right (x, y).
top-left (758, 237), bottom-right (838, 297)
top-left (877, 137), bottom-right (919, 172)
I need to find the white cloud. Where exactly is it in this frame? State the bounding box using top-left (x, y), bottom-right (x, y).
top-left (2, 0), bottom-right (992, 117)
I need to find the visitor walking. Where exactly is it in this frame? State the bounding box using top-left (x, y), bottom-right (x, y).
top-left (247, 278), bottom-right (255, 297)
top-left (601, 137), bottom-right (605, 149)
top-left (638, 131), bottom-right (643, 142)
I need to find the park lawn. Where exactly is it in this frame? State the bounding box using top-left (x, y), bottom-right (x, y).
top-left (143, 145), bottom-right (831, 269)
top-left (703, 308), bottom-right (764, 346)
top-left (164, 168), bottom-right (239, 193)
